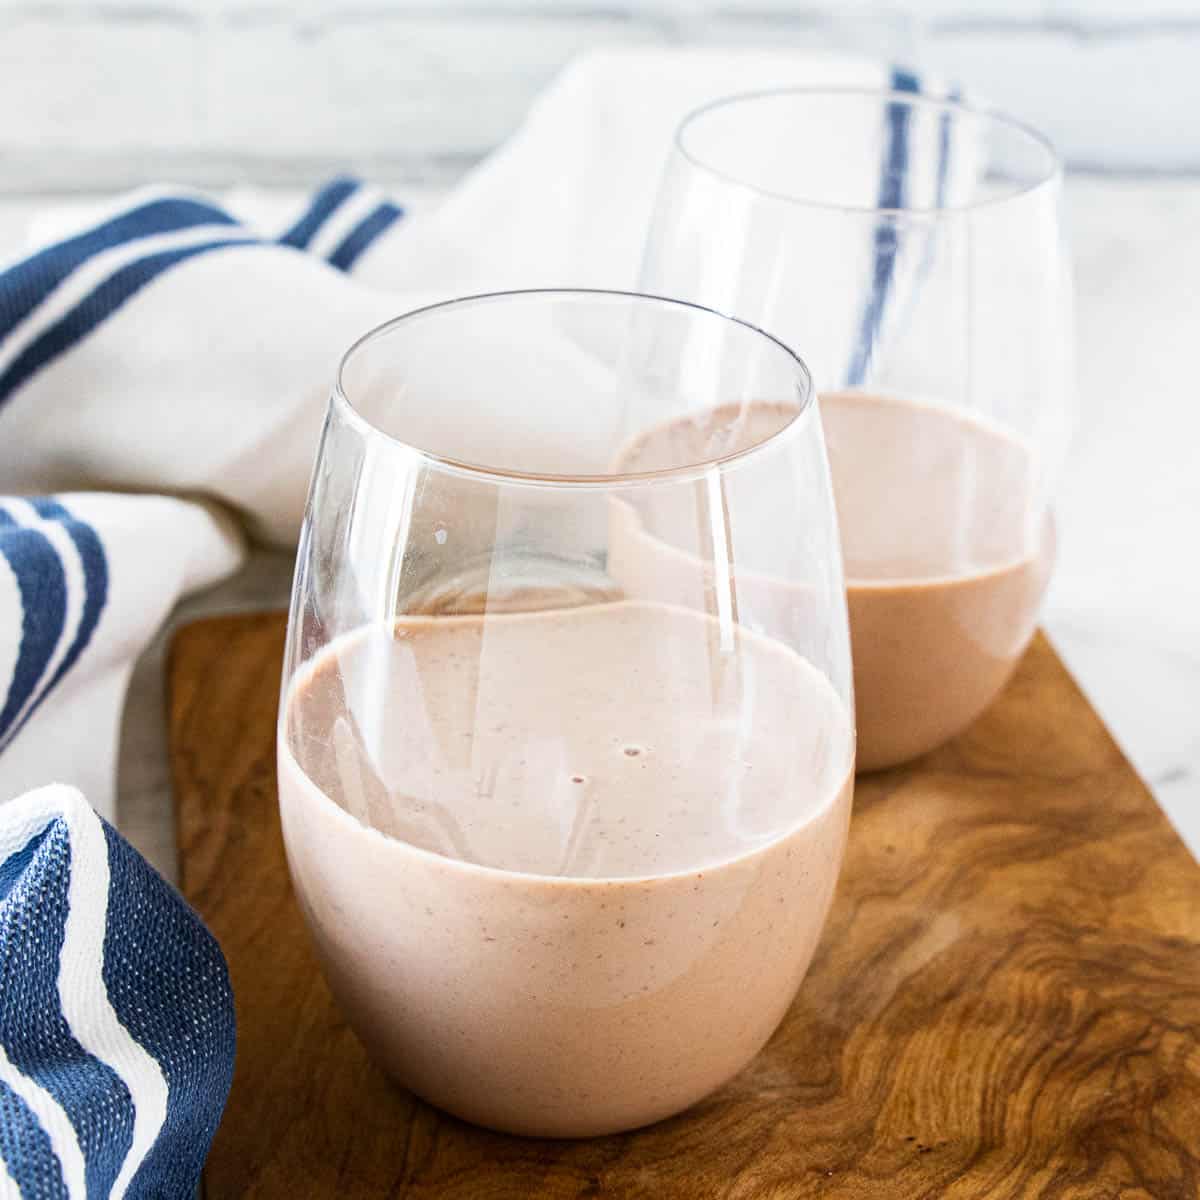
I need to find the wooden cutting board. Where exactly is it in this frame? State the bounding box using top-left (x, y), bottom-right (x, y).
top-left (168, 613), bottom-right (1200, 1199)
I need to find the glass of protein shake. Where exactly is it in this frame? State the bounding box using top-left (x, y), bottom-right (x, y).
top-left (278, 290), bottom-right (856, 1138)
top-left (639, 89), bottom-right (1073, 770)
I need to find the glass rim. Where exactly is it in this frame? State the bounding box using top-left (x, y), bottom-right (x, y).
top-left (675, 85), bottom-right (1063, 217)
top-left (333, 287), bottom-right (815, 490)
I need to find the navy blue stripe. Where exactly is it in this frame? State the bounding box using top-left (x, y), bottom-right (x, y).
top-left (326, 201), bottom-right (403, 271)
top-left (0, 1077), bottom-right (69, 1200)
top-left (0, 197), bottom-right (239, 347)
top-left (0, 819), bottom-right (134, 1198)
top-left (278, 176), bottom-right (360, 250)
top-left (0, 826), bottom-right (51, 905)
top-left (0, 238), bottom-right (259, 410)
top-left (102, 823), bottom-right (236, 1198)
top-left (935, 85), bottom-right (962, 208)
top-left (28, 498), bottom-right (69, 521)
top-left (0, 522), bottom-right (67, 745)
top-left (0, 500), bottom-right (109, 748)
top-left (846, 66), bottom-right (921, 386)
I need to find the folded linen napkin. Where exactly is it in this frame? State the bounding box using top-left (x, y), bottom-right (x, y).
top-left (0, 49), bottom-right (948, 1193)
top-left (1, 50), bottom-right (947, 817)
top-left (2, 52), bottom-right (935, 545)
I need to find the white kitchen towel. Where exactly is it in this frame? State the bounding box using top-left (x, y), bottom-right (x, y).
top-left (0, 496), bottom-right (243, 820)
top-left (0, 785), bottom-right (235, 1199)
top-left (1, 53), bottom-right (948, 544)
top-left (0, 51), bottom-right (948, 821)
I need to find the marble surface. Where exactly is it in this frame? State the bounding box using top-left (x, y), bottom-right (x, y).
top-left (2, 174), bottom-right (1197, 880)
top-left (1044, 178), bottom-right (1200, 859)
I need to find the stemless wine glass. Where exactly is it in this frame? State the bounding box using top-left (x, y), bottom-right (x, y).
top-left (277, 290), bottom-right (855, 1138)
top-left (641, 89), bottom-right (1074, 770)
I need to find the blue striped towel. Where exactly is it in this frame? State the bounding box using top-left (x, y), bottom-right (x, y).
top-left (0, 174), bottom-right (420, 1197)
top-left (0, 172), bottom-right (417, 817)
top-left (0, 49), bottom-right (955, 1194)
top-left (0, 786), bottom-right (234, 1198)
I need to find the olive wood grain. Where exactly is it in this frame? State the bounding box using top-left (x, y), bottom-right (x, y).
top-left (168, 613), bottom-right (1200, 1199)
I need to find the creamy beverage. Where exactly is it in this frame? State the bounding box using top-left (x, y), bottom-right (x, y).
top-left (611, 392), bottom-right (1054, 770)
top-left (279, 600), bottom-right (853, 1137)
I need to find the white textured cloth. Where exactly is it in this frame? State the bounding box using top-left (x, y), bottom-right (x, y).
top-left (0, 50), bottom-right (916, 822)
top-left (0, 784), bottom-right (235, 1199)
top-left (0, 497), bottom-right (242, 819)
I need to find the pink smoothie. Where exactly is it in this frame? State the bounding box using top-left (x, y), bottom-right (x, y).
top-left (278, 600), bottom-right (853, 1136)
top-left (610, 393), bottom-right (1053, 770)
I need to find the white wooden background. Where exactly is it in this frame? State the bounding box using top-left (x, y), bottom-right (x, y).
top-left (2, 0), bottom-right (1199, 194)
